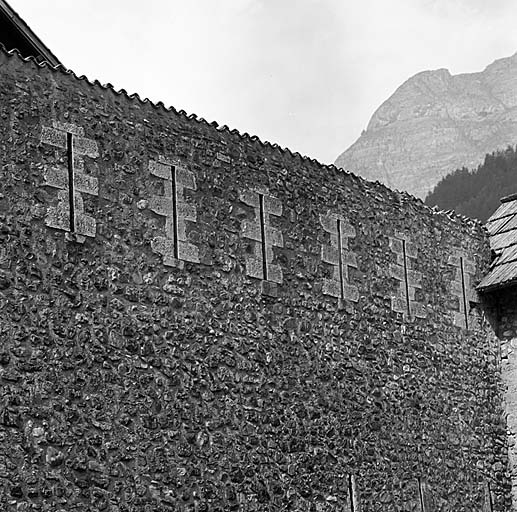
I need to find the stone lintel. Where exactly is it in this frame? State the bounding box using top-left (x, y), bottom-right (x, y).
top-left (178, 241), bottom-right (200, 263)
top-left (265, 226), bottom-right (283, 248)
top-left (74, 173), bottom-right (99, 196)
top-left (407, 269), bottom-right (422, 287)
top-left (52, 121), bottom-right (85, 136)
top-left (267, 263), bottom-right (283, 284)
top-left (177, 202), bottom-right (197, 223)
top-left (453, 311), bottom-right (467, 330)
top-left (239, 190), bottom-right (259, 208)
top-left (149, 160), bottom-right (171, 180)
top-left (149, 196), bottom-right (173, 217)
top-left (41, 126), bottom-right (67, 149)
top-left (43, 167), bottom-right (67, 190)
top-left (242, 220), bottom-right (261, 242)
top-left (151, 237), bottom-right (199, 267)
top-left (389, 237), bottom-right (403, 254)
top-left (405, 242), bottom-right (417, 259)
top-left (324, 248), bottom-right (357, 269)
top-left (322, 245), bottom-right (339, 266)
top-left (320, 213), bottom-right (356, 238)
top-left (73, 136), bottom-right (99, 158)
top-left (176, 167), bottom-right (196, 190)
top-left (322, 279), bottom-right (359, 302)
top-left (451, 281), bottom-right (463, 296)
top-left (389, 263), bottom-right (405, 281)
top-left (75, 212), bottom-right (96, 238)
top-left (392, 296), bottom-right (407, 314)
top-left (264, 195), bottom-right (282, 216)
top-left (244, 256), bottom-right (263, 280)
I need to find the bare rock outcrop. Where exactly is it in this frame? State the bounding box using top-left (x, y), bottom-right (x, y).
top-left (335, 52), bottom-right (517, 198)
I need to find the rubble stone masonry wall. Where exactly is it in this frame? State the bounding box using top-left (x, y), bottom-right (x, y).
top-left (492, 287), bottom-right (517, 511)
top-left (0, 49), bottom-right (510, 510)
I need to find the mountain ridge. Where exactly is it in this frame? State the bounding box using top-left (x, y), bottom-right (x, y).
top-left (335, 52), bottom-right (517, 198)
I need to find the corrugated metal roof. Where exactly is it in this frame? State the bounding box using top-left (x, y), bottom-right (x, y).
top-left (479, 197), bottom-right (517, 291)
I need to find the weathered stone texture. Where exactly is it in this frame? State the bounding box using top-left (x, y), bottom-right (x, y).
top-left (40, 122), bottom-right (99, 242)
top-left (389, 233), bottom-right (427, 320)
top-left (492, 288), bottom-right (517, 511)
top-left (147, 157), bottom-right (200, 268)
top-left (240, 188), bottom-right (283, 286)
top-left (320, 212), bottom-right (359, 302)
top-left (0, 49), bottom-right (510, 510)
top-left (448, 251), bottom-right (480, 330)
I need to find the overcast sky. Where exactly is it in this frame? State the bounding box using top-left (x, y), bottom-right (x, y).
top-left (13, 0), bottom-right (517, 164)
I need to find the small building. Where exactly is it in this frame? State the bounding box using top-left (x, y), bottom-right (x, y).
top-left (479, 194), bottom-right (517, 509)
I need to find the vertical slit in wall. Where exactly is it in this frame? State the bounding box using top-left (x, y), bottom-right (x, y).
top-left (348, 474), bottom-right (357, 512)
top-left (337, 219), bottom-right (345, 299)
top-left (66, 132), bottom-right (75, 233)
top-left (460, 257), bottom-right (469, 330)
top-left (487, 481), bottom-right (494, 512)
top-left (258, 194), bottom-right (268, 281)
top-left (402, 239), bottom-right (411, 318)
top-left (170, 166), bottom-right (179, 259)
top-left (417, 478), bottom-right (426, 512)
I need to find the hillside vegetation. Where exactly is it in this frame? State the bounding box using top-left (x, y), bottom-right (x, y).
top-left (424, 146), bottom-right (517, 222)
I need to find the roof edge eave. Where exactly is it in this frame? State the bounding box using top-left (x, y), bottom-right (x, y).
top-left (0, 0), bottom-right (61, 66)
top-left (478, 277), bottom-right (517, 294)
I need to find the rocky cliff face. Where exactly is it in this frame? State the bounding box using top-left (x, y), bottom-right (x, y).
top-left (335, 52), bottom-right (517, 199)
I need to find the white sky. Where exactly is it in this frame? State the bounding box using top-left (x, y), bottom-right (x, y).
top-left (12, 0), bottom-right (517, 164)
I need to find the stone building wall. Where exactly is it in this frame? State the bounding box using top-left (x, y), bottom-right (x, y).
top-left (488, 287), bottom-right (517, 511)
top-left (0, 48), bottom-right (510, 510)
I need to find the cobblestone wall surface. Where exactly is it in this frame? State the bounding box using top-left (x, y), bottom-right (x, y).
top-left (492, 288), bottom-right (517, 511)
top-left (0, 50), bottom-right (510, 511)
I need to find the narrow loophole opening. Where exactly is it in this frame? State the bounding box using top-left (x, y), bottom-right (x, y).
top-left (348, 474), bottom-right (356, 512)
top-left (258, 193), bottom-right (268, 281)
top-left (417, 478), bottom-right (426, 512)
top-left (170, 166), bottom-right (179, 259)
top-left (66, 132), bottom-right (75, 233)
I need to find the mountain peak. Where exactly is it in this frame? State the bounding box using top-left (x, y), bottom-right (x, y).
top-left (336, 52), bottom-right (517, 198)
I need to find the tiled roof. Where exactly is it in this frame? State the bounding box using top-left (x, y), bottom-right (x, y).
top-left (478, 194), bottom-right (517, 291)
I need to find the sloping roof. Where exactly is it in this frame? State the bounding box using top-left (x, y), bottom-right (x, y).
top-left (0, 0), bottom-right (60, 66)
top-left (478, 193), bottom-right (517, 291)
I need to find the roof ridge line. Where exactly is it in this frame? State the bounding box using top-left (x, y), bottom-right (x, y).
top-left (501, 193), bottom-right (517, 203)
top-left (0, 42), bottom-right (484, 230)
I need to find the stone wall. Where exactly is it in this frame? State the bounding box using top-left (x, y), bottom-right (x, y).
top-left (489, 287), bottom-right (517, 511)
top-left (0, 48), bottom-right (510, 510)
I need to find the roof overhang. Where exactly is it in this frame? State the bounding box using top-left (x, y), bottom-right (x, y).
top-left (478, 275), bottom-right (517, 294)
top-left (0, 0), bottom-right (61, 66)
top-left (478, 195), bottom-right (517, 293)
